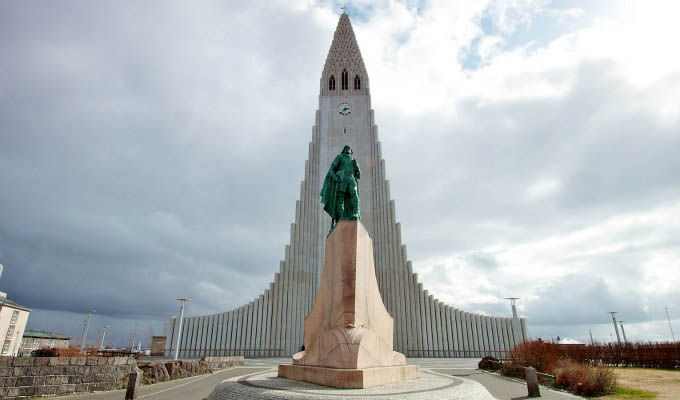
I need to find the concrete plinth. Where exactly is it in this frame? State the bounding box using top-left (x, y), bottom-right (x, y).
top-left (278, 220), bottom-right (419, 388)
top-left (278, 364), bottom-right (420, 389)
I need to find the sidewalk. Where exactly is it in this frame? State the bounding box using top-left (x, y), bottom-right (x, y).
top-left (433, 368), bottom-right (583, 400)
top-left (57, 367), bottom-right (270, 400)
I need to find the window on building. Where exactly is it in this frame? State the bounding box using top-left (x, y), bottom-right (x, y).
top-left (354, 75), bottom-right (361, 90)
top-left (343, 127), bottom-right (347, 135)
top-left (341, 69), bottom-right (348, 90)
top-left (2, 340), bottom-right (10, 354)
top-left (6, 325), bottom-right (14, 337)
top-left (329, 75), bottom-right (335, 91)
top-left (11, 311), bottom-right (18, 324)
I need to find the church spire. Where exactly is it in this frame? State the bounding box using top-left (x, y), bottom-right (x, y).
top-left (321, 13), bottom-right (369, 96)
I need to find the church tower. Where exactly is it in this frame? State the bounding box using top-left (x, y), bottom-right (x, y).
top-left (166, 12), bottom-right (528, 358)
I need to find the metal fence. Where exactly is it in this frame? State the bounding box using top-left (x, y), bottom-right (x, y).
top-left (166, 348), bottom-right (284, 358)
top-left (405, 349), bottom-right (511, 358)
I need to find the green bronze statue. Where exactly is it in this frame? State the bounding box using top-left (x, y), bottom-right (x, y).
top-left (320, 145), bottom-right (361, 232)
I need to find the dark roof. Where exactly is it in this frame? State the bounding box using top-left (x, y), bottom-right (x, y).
top-left (22, 331), bottom-right (70, 340)
top-left (0, 297), bottom-right (31, 312)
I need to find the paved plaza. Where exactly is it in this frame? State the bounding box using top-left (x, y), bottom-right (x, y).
top-left (57, 358), bottom-right (582, 400)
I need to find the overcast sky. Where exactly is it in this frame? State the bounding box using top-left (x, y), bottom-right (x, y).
top-left (1, 0), bottom-right (679, 348)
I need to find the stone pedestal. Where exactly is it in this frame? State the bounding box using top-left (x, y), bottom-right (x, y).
top-left (278, 220), bottom-right (420, 388)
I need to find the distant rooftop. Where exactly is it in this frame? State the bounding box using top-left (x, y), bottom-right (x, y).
top-left (0, 296), bottom-right (31, 312)
top-left (23, 330), bottom-right (70, 340)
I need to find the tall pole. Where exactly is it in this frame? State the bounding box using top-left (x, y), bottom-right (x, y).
top-left (130, 329), bottom-right (137, 351)
top-left (80, 310), bottom-right (96, 353)
top-left (608, 312), bottom-right (621, 344)
top-left (506, 297), bottom-right (519, 319)
top-left (589, 329), bottom-right (594, 345)
top-left (666, 307), bottom-right (676, 342)
top-left (99, 325), bottom-right (109, 350)
top-left (619, 321), bottom-right (628, 343)
top-left (174, 298), bottom-right (191, 360)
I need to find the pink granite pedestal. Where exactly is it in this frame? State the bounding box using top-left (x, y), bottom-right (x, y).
top-left (277, 220), bottom-right (420, 388)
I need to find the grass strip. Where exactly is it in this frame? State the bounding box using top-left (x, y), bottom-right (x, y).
top-left (610, 387), bottom-right (657, 399)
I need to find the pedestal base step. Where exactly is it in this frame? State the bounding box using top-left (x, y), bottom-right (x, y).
top-left (277, 364), bottom-right (420, 389)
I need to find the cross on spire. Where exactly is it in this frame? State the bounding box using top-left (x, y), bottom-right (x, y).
top-left (341, 3), bottom-right (347, 14)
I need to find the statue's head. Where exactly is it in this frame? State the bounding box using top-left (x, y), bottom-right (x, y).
top-left (342, 145), bottom-right (353, 156)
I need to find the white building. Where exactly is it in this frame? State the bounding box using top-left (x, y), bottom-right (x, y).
top-left (0, 292), bottom-right (31, 357)
top-left (0, 264), bottom-right (32, 357)
top-left (19, 330), bottom-right (71, 356)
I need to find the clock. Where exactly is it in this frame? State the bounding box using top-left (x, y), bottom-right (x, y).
top-left (338, 103), bottom-right (351, 115)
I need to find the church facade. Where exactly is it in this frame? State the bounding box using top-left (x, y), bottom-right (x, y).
top-left (165, 13), bottom-right (528, 358)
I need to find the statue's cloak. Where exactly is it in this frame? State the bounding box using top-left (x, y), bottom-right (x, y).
top-left (321, 153), bottom-right (360, 220)
top-left (320, 167), bottom-right (339, 219)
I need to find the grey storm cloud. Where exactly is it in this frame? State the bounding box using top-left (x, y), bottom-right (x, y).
top-left (525, 273), bottom-right (647, 326)
top-left (1, 1), bottom-right (679, 345)
top-left (0, 1), bottom-right (333, 341)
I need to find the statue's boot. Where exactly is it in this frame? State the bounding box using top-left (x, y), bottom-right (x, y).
top-left (349, 190), bottom-right (360, 220)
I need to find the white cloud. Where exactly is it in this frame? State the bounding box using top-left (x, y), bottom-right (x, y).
top-left (526, 177), bottom-right (562, 199)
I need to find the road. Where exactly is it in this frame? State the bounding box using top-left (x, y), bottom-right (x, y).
top-left (58, 366), bottom-right (270, 400)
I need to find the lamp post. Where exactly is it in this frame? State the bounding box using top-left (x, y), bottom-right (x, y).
top-left (666, 307), bottom-right (676, 342)
top-left (130, 329), bottom-right (137, 352)
top-left (608, 312), bottom-right (621, 344)
top-left (619, 321), bottom-right (628, 343)
top-left (80, 310), bottom-right (96, 353)
top-left (99, 325), bottom-right (109, 350)
top-left (505, 297), bottom-right (519, 319)
top-left (174, 298), bottom-right (191, 360)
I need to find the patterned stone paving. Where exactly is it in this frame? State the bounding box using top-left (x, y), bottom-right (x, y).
top-left (207, 359), bottom-right (582, 400)
top-left (208, 370), bottom-right (494, 400)
top-left (207, 368), bottom-right (495, 399)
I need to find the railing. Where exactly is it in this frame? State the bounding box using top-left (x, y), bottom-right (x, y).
top-left (166, 348), bottom-right (510, 359)
top-left (406, 349), bottom-right (510, 358)
top-left (165, 348), bottom-right (284, 358)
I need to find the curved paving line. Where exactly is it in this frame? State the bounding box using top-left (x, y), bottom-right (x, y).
top-left (235, 369), bottom-right (461, 397)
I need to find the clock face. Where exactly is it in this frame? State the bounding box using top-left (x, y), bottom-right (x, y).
top-left (338, 103), bottom-right (351, 115)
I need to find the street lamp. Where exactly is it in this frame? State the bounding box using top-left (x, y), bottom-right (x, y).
top-left (666, 307), bottom-right (676, 342)
top-left (99, 325), bottom-right (109, 350)
top-left (80, 310), bottom-right (96, 353)
top-left (607, 312), bottom-right (622, 344)
top-left (174, 298), bottom-right (191, 360)
top-left (505, 298), bottom-right (519, 319)
top-left (619, 321), bottom-right (628, 343)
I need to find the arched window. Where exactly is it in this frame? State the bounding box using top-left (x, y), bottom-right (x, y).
top-left (341, 69), bottom-right (348, 90)
top-left (354, 75), bottom-right (361, 90)
top-left (329, 75), bottom-right (335, 91)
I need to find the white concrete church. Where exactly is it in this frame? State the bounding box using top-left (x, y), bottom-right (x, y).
top-left (165, 12), bottom-right (528, 358)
